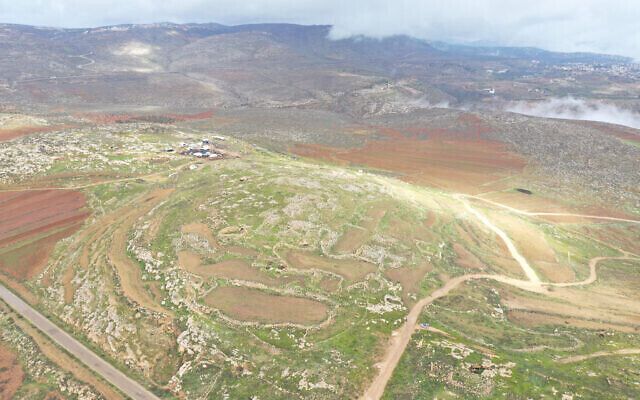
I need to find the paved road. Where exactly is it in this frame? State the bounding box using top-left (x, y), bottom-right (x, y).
top-left (0, 284), bottom-right (160, 400)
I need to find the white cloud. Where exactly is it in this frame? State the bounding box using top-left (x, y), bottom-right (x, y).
top-left (1, 0), bottom-right (639, 59)
top-left (507, 97), bottom-right (640, 129)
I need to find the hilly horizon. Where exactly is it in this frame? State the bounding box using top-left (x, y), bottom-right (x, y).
top-left (0, 6), bottom-right (639, 400)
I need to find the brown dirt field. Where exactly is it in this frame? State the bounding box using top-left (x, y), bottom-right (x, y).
top-left (0, 190), bottom-right (88, 247)
top-left (535, 261), bottom-right (575, 283)
top-left (204, 286), bottom-right (328, 325)
top-left (178, 251), bottom-right (277, 285)
top-left (384, 263), bottom-right (433, 306)
top-left (177, 250), bottom-right (201, 270)
top-left (0, 304), bottom-right (124, 400)
top-left (292, 135), bottom-right (525, 193)
top-left (507, 310), bottom-right (638, 333)
top-left (0, 344), bottom-right (24, 400)
top-left (283, 250), bottom-right (376, 282)
top-left (333, 226), bottom-right (369, 254)
top-left (0, 190), bottom-right (89, 280)
top-left (453, 243), bottom-right (486, 270)
top-left (107, 189), bottom-right (173, 316)
top-left (502, 286), bottom-right (640, 329)
top-left (0, 124), bottom-right (68, 142)
top-left (319, 276), bottom-right (341, 292)
top-left (181, 223), bottom-right (220, 249)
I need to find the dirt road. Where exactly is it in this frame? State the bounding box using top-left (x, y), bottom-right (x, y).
top-left (362, 195), bottom-right (639, 400)
top-left (459, 196), bottom-right (541, 283)
top-left (549, 256), bottom-right (634, 287)
top-left (558, 348), bottom-right (640, 364)
top-left (0, 284), bottom-right (160, 400)
top-left (361, 272), bottom-right (546, 400)
top-left (362, 274), bottom-right (481, 400)
top-left (468, 195), bottom-right (640, 225)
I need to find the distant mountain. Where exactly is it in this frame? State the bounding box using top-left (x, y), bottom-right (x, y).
top-left (0, 22), bottom-right (636, 113)
top-left (429, 41), bottom-right (632, 64)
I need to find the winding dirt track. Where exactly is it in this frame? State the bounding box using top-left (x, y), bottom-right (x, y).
top-left (362, 197), bottom-right (639, 400)
top-left (459, 196), bottom-right (541, 283)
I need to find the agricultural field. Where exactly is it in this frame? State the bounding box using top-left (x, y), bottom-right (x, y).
top-left (0, 118), bottom-right (638, 400)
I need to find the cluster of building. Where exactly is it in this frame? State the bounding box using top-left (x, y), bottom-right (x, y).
top-left (169, 136), bottom-right (227, 160)
top-left (551, 62), bottom-right (640, 79)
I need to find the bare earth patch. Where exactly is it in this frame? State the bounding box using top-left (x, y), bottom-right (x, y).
top-left (177, 250), bottom-right (291, 286)
top-left (334, 203), bottom-right (388, 254)
top-left (0, 189), bottom-right (89, 281)
top-left (204, 286), bottom-right (328, 325)
top-left (283, 249), bottom-right (376, 282)
top-left (181, 222), bottom-right (220, 249)
top-left (0, 344), bottom-right (24, 400)
top-left (292, 134), bottom-right (525, 194)
top-left (384, 263), bottom-right (433, 306)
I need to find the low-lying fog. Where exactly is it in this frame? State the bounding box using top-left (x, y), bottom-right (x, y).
top-left (507, 97), bottom-right (640, 129)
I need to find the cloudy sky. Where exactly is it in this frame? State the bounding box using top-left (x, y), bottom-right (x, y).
top-left (2, 0), bottom-right (640, 59)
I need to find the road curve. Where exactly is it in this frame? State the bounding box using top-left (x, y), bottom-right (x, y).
top-left (0, 284), bottom-right (160, 400)
top-left (361, 274), bottom-right (479, 400)
top-left (459, 197), bottom-right (541, 283)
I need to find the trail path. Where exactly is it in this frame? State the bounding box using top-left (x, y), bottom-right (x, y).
top-left (0, 161), bottom-right (191, 193)
top-left (362, 195), bottom-right (639, 400)
top-left (469, 195), bottom-right (640, 225)
top-left (558, 348), bottom-right (640, 364)
top-left (70, 52), bottom-right (96, 70)
top-left (459, 196), bottom-right (540, 283)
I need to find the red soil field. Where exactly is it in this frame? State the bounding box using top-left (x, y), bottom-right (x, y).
top-left (77, 110), bottom-right (214, 124)
top-left (0, 190), bottom-right (89, 280)
top-left (0, 345), bottom-right (24, 399)
top-left (293, 114), bottom-right (525, 193)
top-left (293, 135), bottom-right (525, 193)
top-left (0, 125), bottom-right (68, 142)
